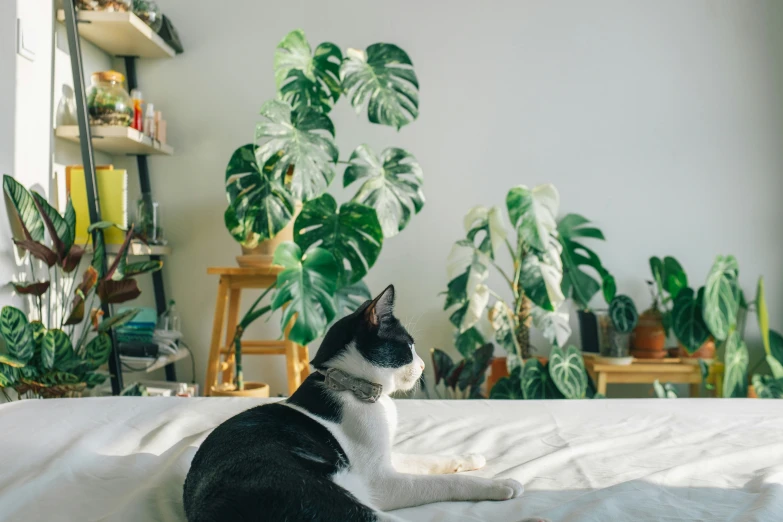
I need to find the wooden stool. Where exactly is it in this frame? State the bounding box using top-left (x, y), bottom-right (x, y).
top-left (205, 266), bottom-right (310, 396)
top-left (583, 355), bottom-right (702, 397)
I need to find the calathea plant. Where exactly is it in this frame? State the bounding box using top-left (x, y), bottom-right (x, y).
top-left (1, 175), bottom-right (160, 399)
top-left (422, 344), bottom-right (494, 399)
top-left (222, 30), bottom-right (424, 390)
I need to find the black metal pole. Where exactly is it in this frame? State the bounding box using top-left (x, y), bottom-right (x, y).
top-left (63, 0), bottom-right (124, 394)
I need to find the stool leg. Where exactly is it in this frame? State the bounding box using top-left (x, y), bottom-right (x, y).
top-left (689, 382), bottom-right (700, 398)
top-left (221, 288), bottom-right (242, 385)
top-left (597, 372), bottom-right (608, 396)
top-left (298, 344), bottom-right (310, 381)
top-left (205, 277), bottom-right (229, 396)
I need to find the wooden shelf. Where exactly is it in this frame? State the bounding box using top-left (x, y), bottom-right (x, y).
top-left (121, 348), bottom-right (190, 374)
top-left (55, 125), bottom-right (173, 156)
top-left (56, 10), bottom-right (175, 59)
top-left (87, 241), bottom-right (171, 257)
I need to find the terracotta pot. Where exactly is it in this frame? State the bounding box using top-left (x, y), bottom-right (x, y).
top-left (678, 338), bottom-right (716, 362)
top-left (210, 382), bottom-right (270, 397)
top-left (631, 350), bottom-right (667, 359)
top-left (487, 357), bottom-right (509, 393)
top-left (748, 385), bottom-right (758, 399)
top-left (632, 308), bottom-right (666, 352)
top-left (237, 202), bottom-right (302, 266)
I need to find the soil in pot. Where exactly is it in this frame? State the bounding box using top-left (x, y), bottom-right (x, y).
top-left (210, 382), bottom-right (270, 397)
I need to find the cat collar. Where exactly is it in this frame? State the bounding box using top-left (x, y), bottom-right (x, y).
top-left (320, 368), bottom-right (383, 403)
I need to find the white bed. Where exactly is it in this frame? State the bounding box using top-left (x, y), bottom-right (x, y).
top-left (0, 397), bottom-right (781, 522)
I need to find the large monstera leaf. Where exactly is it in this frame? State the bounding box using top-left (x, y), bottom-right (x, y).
top-left (255, 100), bottom-right (338, 202)
top-left (702, 255), bottom-right (740, 341)
top-left (549, 345), bottom-right (588, 399)
top-left (3, 174), bottom-right (44, 241)
top-left (558, 214), bottom-right (615, 309)
top-left (294, 194), bottom-right (383, 285)
top-left (506, 184), bottom-right (559, 252)
top-left (531, 305), bottom-right (571, 348)
top-left (444, 241), bottom-right (491, 333)
top-left (340, 44), bottom-right (419, 130)
top-left (224, 144), bottom-right (294, 248)
top-left (344, 145), bottom-right (425, 238)
top-left (463, 205), bottom-right (508, 260)
top-left (332, 278), bottom-right (372, 322)
top-left (519, 245), bottom-right (564, 312)
top-left (272, 242), bottom-right (339, 346)
top-left (723, 331), bottom-right (749, 398)
top-left (0, 306), bottom-right (34, 364)
top-left (672, 288), bottom-right (710, 354)
top-left (274, 30), bottom-right (342, 114)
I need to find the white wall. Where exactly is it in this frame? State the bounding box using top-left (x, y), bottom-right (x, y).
top-left (134, 0), bottom-right (783, 395)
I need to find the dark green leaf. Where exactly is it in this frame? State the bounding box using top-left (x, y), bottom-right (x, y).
top-left (255, 101), bottom-right (338, 201)
top-left (558, 214), bottom-right (612, 309)
top-left (457, 343), bottom-right (493, 393)
top-left (722, 331), bottom-right (748, 398)
top-left (549, 345), bottom-right (588, 399)
top-left (294, 194), bottom-right (383, 285)
top-left (519, 254), bottom-right (562, 312)
top-left (42, 371), bottom-right (80, 386)
top-left (0, 306), bottom-right (34, 363)
top-left (609, 295), bottom-right (638, 334)
top-left (521, 358), bottom-right (550, 399)
top-left (672, 288), bottom-right (710, 353)
top-left (87, 221), bottom-right (116, 233)
top-left (271, 242), bottom-right (339, 346)
top-left (344, 145), bottom-right (425, 238)
top-left (0, 355), bottom-right (25, 368)
top-left (454, 327), bottom-right (485, 358)
top-left (340, 44), bottom-right (419, 129)
top-left (702, 255), bottom-right (740, 341)
top-left (752, 374), bottom-right (783, 399)
top-left (431, 348), bottom-right (455, 386)
top-left (84, 371), bottom-right (107, 389)
top-left (489, 375), bottom-right (524, 399)
top-left (3, 174), bottom-right (44, 241)
top-left (123, 260), bottom-right (163, 277)
top-left (0, 363), bottom-right (18, 387)
top-left (770, 330), bottom-right (783, 369)
top-left (43, 329), bottom-right (74, 371)
top-left (332, 279), bottom-right (372, 322)
top-left (84, 333), bottom-right (112, 370)
top-left (275, 30), bottom-right (342, 114)
top-left (31, 192), bottom-right (71, 259)
top-left (663, 256), bottom-right (687, 299)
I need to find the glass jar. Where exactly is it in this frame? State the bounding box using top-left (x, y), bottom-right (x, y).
top-left (135, 195), bottom-right (164, 244)
top-left (87, 71), bottom-right (133, 127)
top-left (76, 0), bottom-right (132, 12)
top-left (596, 310), bottom-right (631, 358)
top-left (132, 0), bottom-right (163, 32)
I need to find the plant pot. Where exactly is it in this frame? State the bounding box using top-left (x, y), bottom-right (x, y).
top-left (748, 385), bottom-right (758, 399)
top-left (578, 310), bottom-right (599, 353)
top-left (487, 357), bottom-right (509, 393)
top-left (236, 202), bottom-right (302, 267)
top-left (632, 308), bottom-right (666, 352)
top-left (210, 382), bottom-right (270, 397)
top-left (677, 338), bottom-right (716, 364)
top-left (596, 311), bottom-right (631, 359)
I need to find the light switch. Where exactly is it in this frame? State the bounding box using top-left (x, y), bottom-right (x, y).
top-left (17, 18), bottom-right (36, 62)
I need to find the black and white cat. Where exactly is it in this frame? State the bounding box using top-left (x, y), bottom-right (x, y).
top-left (183, 285), bottom-right (526, 522)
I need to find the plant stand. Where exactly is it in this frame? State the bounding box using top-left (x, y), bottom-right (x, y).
top-left (583, 355), bottom-right (702, 397)
top-left (205, 266), bottom-right (310, 396)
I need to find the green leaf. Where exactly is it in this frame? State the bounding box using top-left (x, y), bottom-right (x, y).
top-left (332, 279), bottom-right (372, 322)
top-left (86, 221), bottom-right (115, 233)
top-left (84, 333), bottom-right (112, 370)
top-left (294, 194), bottom-right (383, 285)
top-left (3, 174), bottom-right (44, 241)
top-left (722, 331), bottom-right (748, 398)
top-left (274, 30), bottom-right (342, 114)
top-left (457, 343), bottom-right (493, 393)
top-left (84, 371), bottom-right (108, 389)
top-left (0, 355), bottom-right (25, 368)
top-left (431, 348), bottom-right (455, 386)
top-left (770, 330), bottom-right (783, 370)
top-left (752, 374), bottom-right (783, 399)
top-left (98, 308), bottom-right (140, 333)
top-left (757, 277), bottom-right (770, 357)
top-left (549, 345), bottom-right (588, 399)
top-left (506, 184), bottom-right (559, 252)
top-left (609, 295), bottom-right (638, 334)
top-left (122, 260), bottom-right (163, 277)
top-left (224, 144), bottom-right (294, 247)
top-left (672, 288), bottom-right (710, 354)
top-left (463, 205), bottom-right (507, 260)
top-left (519, 251), bottom-right (563, 312)
top-left (653, 379), bottom-right (678, 398)
top-left (272, 242), bottom-right (339, 346)
top-left (444, 241), bottom-right (490, 332)
top-left (531, 306), bottom-right (571, 348)
top-left (255, 100), bottom-right (338, 202)
top-left (0, 363), bottom-right (19, 387)
top-left (454, 327), bottom-right (485, 358)
top-left (340, 44), bottom-right (419, 129)
top-left (663, 256), bottom-right (687, 299)
top-left (42, 371), bottom-right (80, 386)
top-left (558, 214), bottom-right (612, 309)
top-left (0, 306), bottom-right (34, 363)
top-left (521, 358), bottom-right (550, 400)
top-left (92, 232), bottom-right (106, 279)
top-left (767, 353), bottom-right (783, 380)
top-left (489, 375), bottom-right (524, 399)
top-left (702, 255), bottom-right (740, 341)
top-left (31, 192), bottom-right (72, 258)
top-left (43, 329), bottom-right (74, 371)
top-left (344, 145), bottom-right (425, 238)
top-left (490, 301), bottom-right (520, 356)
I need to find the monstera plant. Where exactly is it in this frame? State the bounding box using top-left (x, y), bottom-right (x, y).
top-left (1, 175), bottom-right (159, 399)
top-left (221, 30), bottom-right (425, 390)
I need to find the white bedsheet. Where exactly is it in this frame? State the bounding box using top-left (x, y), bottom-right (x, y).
top-left (0, 398), bottom-right (782, 521)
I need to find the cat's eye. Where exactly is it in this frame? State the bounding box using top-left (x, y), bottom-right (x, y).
top-left (409, 343), bottom-right (415, 351)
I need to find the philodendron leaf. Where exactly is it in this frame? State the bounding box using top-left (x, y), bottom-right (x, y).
top-left (490, 301), bottom-right (520, 357)
top-left (757, 277), bottom-right (770, 357)
top-left (672, 288), bottom-right (710, 354)
top-left (444, 241), bottom-right (490, 333)
top-left (3, 174), bottom-right (44, 241)
top-left (521, 358), bottom-right (550, 400)
top-left (531, 305), bottom-right (572, 348)
top-left (0, 306), bottom-right (34, 364)
top-left (557, 213), bottom-right (612, 309)
top-left (272, 242), bottom-right (339, 346)
top-left (663, 256), bottom-right (687, 299)
top-left (702, 255), bottom-right (740, 341)
top-left (255, 100), bottom-right (338, 202)
top-left (454, 327), bottom-right (485, 358)
top-left (609, 295), bottom-right (639, 334)
top-left (224, 144), bottom-right (294, 248)
top-left (722, 331), bottom-right (748, 398)
top-left (294, 194), bottom-right (383, 285)
top-left (42, 329), bottom-right (74, 371)
top-left (274, 30), bottom-right (342, 114)
top-left (31, 192), bottom-right (72, 259)
top-left (506, 184), bottom-right (559, 252)
top-left (457, 343), bottom-right (494, 393)
top-left (752, 374), bottom-right (783, 399)
top-left (653, 379), bottom-right (679, 398)
top-left (340, 44), bottom-right (419, 130)
top-left (431, 348), bottom-right (455, 386)
top-left (463, 205), bottom-right (507, 260)
top-left (519, 249), bottom-right (564, 312)
top-left (344, 145), bottom-right (425, 238)
top-left (332, 279), bottom-right (372, 322)
top-left (489, 375), bottom-right (524, 399)
top-left (549, 345), bottom-right (588, 399)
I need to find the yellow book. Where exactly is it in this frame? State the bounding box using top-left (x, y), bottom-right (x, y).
top-left (66, 166), bottom-right (128, 245)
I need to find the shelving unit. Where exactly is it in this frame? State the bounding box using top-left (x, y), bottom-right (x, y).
top-left (61, 1), bottom-right (183, 395)
top-left (56, 126), bottom-right (173, 156)
top-left (87, 241), bottom-right (172, 257)
top-left (121, 349), bottom-right (190, 374)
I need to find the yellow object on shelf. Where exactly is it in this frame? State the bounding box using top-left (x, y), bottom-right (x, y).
top-left (66, 165), bottom-right (128, 245)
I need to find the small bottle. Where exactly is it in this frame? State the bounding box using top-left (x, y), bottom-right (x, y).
top-left (130, 89), bottom-right (143, 131)
top-left (143, 102), bottom-right (156, 137)
top-left (154, 111), bottom-right (162, 141)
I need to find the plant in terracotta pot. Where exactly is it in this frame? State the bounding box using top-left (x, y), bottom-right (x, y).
top-left (218, 29), bottom-right (425, 393)
top-left (635, 256), bottom-right (687, 359)
top-left (1, 175), bottom-right (159, 399)
top-left (422, 344), bottom-right (494, 399)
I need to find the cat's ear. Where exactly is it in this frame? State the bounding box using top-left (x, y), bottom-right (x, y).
top-left (364, 285), bottom-right (395, 328)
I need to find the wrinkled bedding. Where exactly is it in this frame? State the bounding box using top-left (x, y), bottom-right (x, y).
top-left (0, 397), bottom-right (781, 521)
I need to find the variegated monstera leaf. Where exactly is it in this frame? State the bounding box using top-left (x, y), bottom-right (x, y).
top-left (443, 240), bottom-right (491, 356)
top-left (463, 205), bottom-right (508, 260)
top-left (702, 255), bottom-right (740, 341)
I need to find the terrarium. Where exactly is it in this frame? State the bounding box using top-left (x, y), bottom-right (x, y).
top-left (132, 0), bottom-right (163, 32)
top-left (86, 71), bottom-right (133, 127)
top-left (76, 0), bottom-right (132, 12)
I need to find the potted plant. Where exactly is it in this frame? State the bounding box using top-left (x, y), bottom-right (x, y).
top-left (1, 175), bottom-right (159, 399)
top-left (596, 294), bottom-right (639, 364)
top-left (422, 344), bottom-right (494, 399)
top-left (216, 30), bottom-right (425, 394)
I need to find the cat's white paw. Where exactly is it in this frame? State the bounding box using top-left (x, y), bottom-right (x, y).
top-left (451, 453), bottom-right (486, 472)
top-left (493, 478), bottom-right (524, 500)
